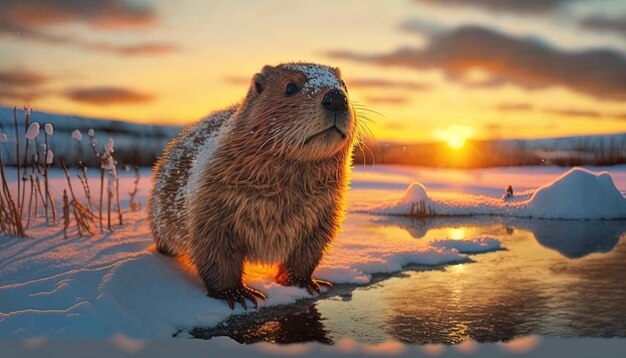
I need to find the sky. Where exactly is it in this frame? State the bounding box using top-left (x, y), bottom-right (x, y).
top-left (1, 0), bottom-right (625, 144)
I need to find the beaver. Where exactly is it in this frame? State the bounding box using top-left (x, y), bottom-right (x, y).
top-left (148, 63), bottom-right (357, 309)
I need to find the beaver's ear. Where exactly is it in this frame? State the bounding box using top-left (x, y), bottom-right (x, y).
top-left (252, 65), bottom-right (274, 95)
top-left (252, 73), bottom-right (265, 94)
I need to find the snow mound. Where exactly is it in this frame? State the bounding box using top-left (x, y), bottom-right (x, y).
top-left (373, 167), bottom-right (626, 220)
top-left (526, 168), bottom-right (626, 219)
top-left (403, 182), bottom-right (429, 202)
top-left (431, 236), bottom-right (503, 254)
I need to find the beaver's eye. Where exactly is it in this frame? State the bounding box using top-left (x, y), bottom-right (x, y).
top-left (285, 82), bottom-right (299, 96)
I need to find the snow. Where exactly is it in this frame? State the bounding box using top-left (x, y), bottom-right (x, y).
top-left (373, 167), bottom-right (626, 220)
top-left (403, 181), bottom-right (429, 202)
top-left (1, 164), bottom-right (626, 340)
top-left (0, 167), bottom-right (497, 339)
top-left (283, 63), bottom-right (342, 97)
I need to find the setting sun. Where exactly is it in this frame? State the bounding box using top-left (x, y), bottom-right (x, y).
top-left (433, 125), bottom-right (473, 149)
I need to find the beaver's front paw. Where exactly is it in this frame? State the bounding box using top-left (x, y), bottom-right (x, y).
top-left (210, 285), bottom-right (267, 310)
top-left (277, 271), bottom-right (333, 295)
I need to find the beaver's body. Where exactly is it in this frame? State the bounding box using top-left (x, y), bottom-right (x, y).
top-left (148, 63), bottom-right (356, 309)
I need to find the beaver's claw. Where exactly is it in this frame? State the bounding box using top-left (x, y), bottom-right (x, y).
top-left (211, 285), bottom-right (267, 310)
top-left (278, 272), bottom-right (333, 295)
top-left (303, 278), bottom-right (333, 295)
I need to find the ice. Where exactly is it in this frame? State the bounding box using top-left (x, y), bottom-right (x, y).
top-left (431, 236), bottom-right (503, 254)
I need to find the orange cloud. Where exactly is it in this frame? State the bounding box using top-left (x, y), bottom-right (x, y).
top-left (328, 25), bottom-right (626, 100)
top-left (0, 0), bottom-right (156, 31)
top-left (414, 0), bottom-right (576, 14)
top-left (0, 1), bottom-right (176, 56)
top-left (65, 87), bottom-right (155, 106)
top-left (0, 68), bottom-right (48, 87)
top-left (365, 96), bottom-right (411, 105)
top-left (347, 78), bottom-right (431, 91)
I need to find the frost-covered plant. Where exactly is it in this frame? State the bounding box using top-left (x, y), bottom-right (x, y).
top-left (128, 166), bottom-right (141, 211)
top-left (72, 129), bottom-right (94, 213)
top-left (42, 123), bottom-right (56, 224)
top-left (102, 138), bottom-right (122, 229)
top-left (87, 128), bottom-right (106, 232)
top-left (23, 121), bottom-right (40, 226)
top-left (62, 189), bottom-right (69, 239)
top-left (88, 129), bottom-right (122, 232)
top-left (19, 109), bottom-right (35, 217)
top-left (12, 108), bottom-right (21, 220)
top-left (61, 161), bottom-right (95, 237)
top-left (0, 129), bottom-right (26, 237)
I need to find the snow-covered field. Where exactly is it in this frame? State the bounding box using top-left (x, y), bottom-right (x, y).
top-left (1, 165), bottom-right (626, 343)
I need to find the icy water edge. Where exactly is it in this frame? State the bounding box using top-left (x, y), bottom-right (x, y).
top-left (193, 214), bottom-right (626, 345)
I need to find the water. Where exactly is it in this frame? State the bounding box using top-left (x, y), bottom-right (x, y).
top-left (193, 214), bottom-right (626, 345)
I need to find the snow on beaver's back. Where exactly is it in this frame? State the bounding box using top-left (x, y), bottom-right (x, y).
top-left (148, 63), bottom-right (357, 309)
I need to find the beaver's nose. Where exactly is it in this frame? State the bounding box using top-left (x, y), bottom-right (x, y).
top-left (322, 90), bottom-right (348, 112)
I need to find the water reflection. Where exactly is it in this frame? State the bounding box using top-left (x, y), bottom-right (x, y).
top-left (195, 215), bottom-right (626, 345)
top-left (526, 220), bottom-right (624, 259)
top-left (193, 304), bottom-right (332, 344)
top-left (375, 216), bottom-right (626, 259)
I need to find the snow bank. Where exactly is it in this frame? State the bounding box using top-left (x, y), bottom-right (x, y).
top-left (373, 168), bottom-right (626, 220)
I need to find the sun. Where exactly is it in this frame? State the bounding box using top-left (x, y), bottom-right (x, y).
top-left (433, 125), bottom-right (473, 150)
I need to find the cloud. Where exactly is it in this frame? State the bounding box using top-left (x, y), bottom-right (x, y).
top-left (224, 76), bottom-right (431, 92)
top-left (494, 102), bottom-right (626, 120)
top-left (413, 0), bottom-right (576, 14)
top-left (89, 42), bottom-right (178, 56)
top-left (327, 25), bottom-right (626, 100)
top-left (0, 0), bottom-right (156, 31)
top-left (364, 96), bottom-right (411, 105)
top-left (222, 76), bottom-right (251, 86)
top-left (0, 27), bottom-right (177, 56)
top-left (347, 78), bottom-right (431, 91)
top-left (543, 108), bottom-right (603, 118)
top-left (0, 1), bottom-right (176, 56)
top-left (580, 14), bottom-right (626, 38)
top-left (496, 102), bottom-right (534, 111)
top-left (64, 87), bottom-right (155, 106)
top-left (0, 69), bottom-right (48, 87)
top-left (0, 87), bottom-right (41, 103)
top-left (0, 68), bottom-right (48, 103)
top-left (543, 108), bottom-right (626, 120)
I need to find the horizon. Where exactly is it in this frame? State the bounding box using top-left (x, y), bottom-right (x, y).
top-left (2, 104), bottom-right (625, 147)
top-left (1, 0), bottom-right (626, 147)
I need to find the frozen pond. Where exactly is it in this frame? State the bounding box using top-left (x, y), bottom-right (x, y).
top-left (194, 214), bottom-right (626, 344)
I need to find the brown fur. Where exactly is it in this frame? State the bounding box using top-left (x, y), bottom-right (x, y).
top-left (148, 63), bottom-right (356, 307)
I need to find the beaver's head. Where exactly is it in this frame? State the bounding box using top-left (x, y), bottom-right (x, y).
top-left (240, 63), bottom-right (356, 161)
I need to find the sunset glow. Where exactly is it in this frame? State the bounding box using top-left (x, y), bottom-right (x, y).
top-left (0, 0), bottom-right (625, 145)
top-left (433, 125), bottom-right (473, 149)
